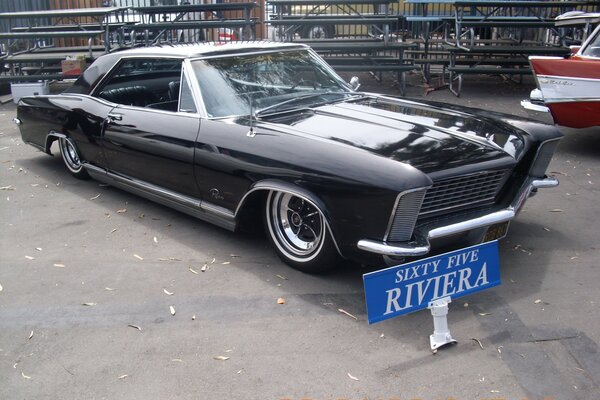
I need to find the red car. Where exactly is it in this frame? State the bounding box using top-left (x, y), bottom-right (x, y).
top-left (523, 13), bottom-right (600, 128)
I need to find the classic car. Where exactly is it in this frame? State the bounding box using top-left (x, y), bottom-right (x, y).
top-left (522, 13), bottom-right (600, 128)
top-left (15, 42), bottom-right (562, 273)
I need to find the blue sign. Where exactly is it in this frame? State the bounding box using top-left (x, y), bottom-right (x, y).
top-left (363, 241), bottom-right (501, 324)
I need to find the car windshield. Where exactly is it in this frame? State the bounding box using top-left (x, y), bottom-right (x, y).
top-left (581, 27), bottom-right (600, 57)
top-left (191, 50), bottom-right (354, 118)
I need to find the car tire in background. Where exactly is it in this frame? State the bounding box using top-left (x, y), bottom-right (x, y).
top-left (300, 24), bottom-right (334, 39)
top-left (58, 137), bottom-right (89, 179)
top-left (265, 191), bottom-right (340, 273)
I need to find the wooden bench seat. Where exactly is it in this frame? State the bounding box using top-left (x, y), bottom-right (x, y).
top-left (2, 51), bottom-right (105, 63)
top-left (448, 66), bottom-right (530, 74)
top-left (11, 23), bottom-right (128, 33)
top-left (0, 30), bottom-right (105, 39)
top-left (269, 17), bottom-right (399, 26)
top-left (0, 74), bottom-right (65, 82)
top-left (444, 45), bottom-right (570, 55)
top-left (133, 20), bottom-right (256, 30)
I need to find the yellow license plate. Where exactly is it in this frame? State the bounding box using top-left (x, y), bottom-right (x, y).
top-left (484, 221), bottom-right (510, 242)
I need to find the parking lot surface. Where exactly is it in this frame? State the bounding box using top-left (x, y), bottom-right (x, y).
top-left (1, 75), bottom-right (599, 400)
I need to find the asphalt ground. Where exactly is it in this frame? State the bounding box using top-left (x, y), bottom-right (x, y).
top-left (1, 73), bottom-right (599, 400)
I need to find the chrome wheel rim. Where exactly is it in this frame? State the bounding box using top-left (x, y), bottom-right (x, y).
top-left (60, 137), bottom-right (82, 172)
top-left (308, 26), bottom-right (328, 39)
top-left (268, 192), bottom-right (325, 260)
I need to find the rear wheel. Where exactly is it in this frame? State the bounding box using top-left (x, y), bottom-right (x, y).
top-left (58, 137), bottom-right (89, 179)
top-left (301, 25), bottom-right (333, 39)
top-left (265, 191), bottom-right (339, 273)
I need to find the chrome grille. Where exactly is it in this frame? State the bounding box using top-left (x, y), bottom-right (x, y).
top-left (419, 170), bottom-right (508, 217)
top-left (386, 189), bottom-right (426, 242)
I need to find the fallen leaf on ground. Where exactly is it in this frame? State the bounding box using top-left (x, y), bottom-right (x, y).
top-left (463, 302), bottom-right (469, 308)
top-left (105, 287), bottom-right (115, 291)
top-left (169, 306), bottom-right (176, 316)
top-left (153, 236), bottom-right (158, 244)
top-left (277, 297), bottom-right (285, 305)
top-left (82, 302), bottom-right (97, 306)
top-left (276, 274), bottom-right (288, 280)
top-left (21, 371), bottom-right (31, 379)
top-left (163, 288), bottom-right (174, 296)
top-left (213, 356), bottom-right (229, 361)
top-left (543, 227), bottom-right (551, 232)
top-left (201, 264), bottom-right (209, 272)
top-left (534, 299), bottom-right (542, 304)
top-left (478, 312), bottom-right (492, 316)
top-left (497, 346), bottom-right (503, 354)
top-left (470, 337), bottom-right (484, 350)
top-left (128, 324), bottom-right (142, 331)
top-left (221, 261), bottom-right (230, 265)
top-left (90, 194), bottom-right (101, 200)
top-left (133, 254), bottom-right (143, 261)
top-left (230, 254), bottom-right (240, 258)
top-left (210, 257), bottom-right (216, 264)
top-left (188, 266), bottom-right (199, 274)
top-left (35, 247), bottom-right (42, 252)
top-left (117, 208), bottom-right (127, 213)
top-left (0, 185), bottom-right (14, 190)
top-left (338, 309), bottom-right (358, 320)
top-left (28, 330), bottom-right (33, 340)
top-left (25, 256), bottom-right (35, 260)
top-left (171, 359), bottom-right (183, 363)
top-left (513, 245), bottom-right (532, 255)
top-left (110, 228), bottom-right (117, 234)
top-left (53, 263), bottom-right (65, 268)
top-left (347, 372), bottom-right (359, 381)
top-left (118, 374), bottom-right (128, 379)
top-left (550, 209), bottom-right (563, 212)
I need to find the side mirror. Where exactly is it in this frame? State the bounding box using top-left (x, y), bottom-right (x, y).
top-left (349, 76), bottom-right (361, 91)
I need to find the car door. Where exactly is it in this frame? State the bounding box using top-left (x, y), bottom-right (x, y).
top-left (95, 57), bottom-right (202, 198)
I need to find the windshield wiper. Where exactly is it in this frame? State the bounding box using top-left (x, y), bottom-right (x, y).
top-left (255, 91), bottom-right (365, 117)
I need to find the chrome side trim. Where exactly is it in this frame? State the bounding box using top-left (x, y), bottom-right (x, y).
top-left (82, 163), bottom-right (236, 231)
top-left (357, 176), bottom-right (558, 257)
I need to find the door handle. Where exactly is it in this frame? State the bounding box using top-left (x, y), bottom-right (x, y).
top-left (107, 113), bottom-right (123, 122)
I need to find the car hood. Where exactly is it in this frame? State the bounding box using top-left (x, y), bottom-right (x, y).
top-left (263, 96), bottom-right (525, 176)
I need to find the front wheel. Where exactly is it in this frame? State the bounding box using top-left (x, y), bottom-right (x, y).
top-left (58, 137), bottom-right (89, 179)
top-left (265, 191), bottom-right (340, 273)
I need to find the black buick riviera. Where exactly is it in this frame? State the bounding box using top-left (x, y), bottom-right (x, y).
top-left (15, 42), bottom-right (562, 273)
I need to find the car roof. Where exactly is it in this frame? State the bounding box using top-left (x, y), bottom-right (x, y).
top-left (111, 41), bottom-right (310, 59)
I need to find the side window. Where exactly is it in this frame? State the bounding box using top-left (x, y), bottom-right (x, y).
top-left (95, 58), bottom-right (183, 112)
top-left (179, 72), bottom-right (197, 113)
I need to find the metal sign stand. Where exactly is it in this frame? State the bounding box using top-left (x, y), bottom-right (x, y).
top-left (428, 297), bottom-right (457, 352)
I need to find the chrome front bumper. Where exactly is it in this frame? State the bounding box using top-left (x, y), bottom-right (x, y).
top-left (357, 176), bottom-right (558, 257)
